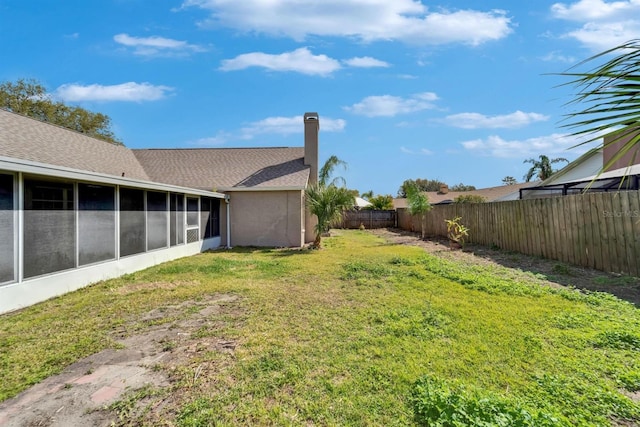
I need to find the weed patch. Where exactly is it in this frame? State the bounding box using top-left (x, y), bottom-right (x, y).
top-left (411, 376), bottom-right (562, 426)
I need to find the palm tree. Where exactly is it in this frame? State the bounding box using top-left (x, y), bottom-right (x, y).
top-left (306, 156), bottom-right (354, 247)
top-left (361, 190), bottom-right (374, 201)
top-left (557, 39), bottom-right (640, 172)
top-left (318, 155), bottom-right (347, 187)
top-left (523, 155), bottom-right (568, 182)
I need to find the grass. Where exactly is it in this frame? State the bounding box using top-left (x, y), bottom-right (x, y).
top-left (1, 230), bottom-right (639, 426)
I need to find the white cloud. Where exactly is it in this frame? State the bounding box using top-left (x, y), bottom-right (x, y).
top-left (551, 0), bottom-right (640, 21)
top-left (182, 0), bottom-right (512, 46)
top-left (343, 56), bottom-right (390, 68)
top-left (461, 133), bottom-right (595, 158)
top-left (564, 21), bottom-right (640, 51)
top-left (220, 47), bottom-right (341, 76)
top-left (239, 115), bottom-right (346, 139)
top-left (550, 0), bottom-right (640, 50)
top-left (344, 92), bottom-right (439, 117)
top-left (54, 82), bottom-right (173, 102)
top-left (540, 51), bottom-right (577, 63)
top-left (443, 111), bottom-right (549, 129)
top-left (114, 33), bottom-right (206, 56)
top-left (191, 132), bottom-right (232, 146)
top-left (400, 146), bottom-right (433, 155)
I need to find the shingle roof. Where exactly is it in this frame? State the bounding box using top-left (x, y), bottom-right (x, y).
top-left (0, 109), bottom-right (310, 191)
top-left (133, 147), bottom-right (310, 191)
top-left (393, 182), bottom-right (537, 208)
top-left (0, 109), bottom-right (149, 180)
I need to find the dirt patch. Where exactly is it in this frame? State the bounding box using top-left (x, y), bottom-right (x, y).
top-left (370, 228), bottom-right (640, 306)
top-left (0, 293), bottom-right (241, 427)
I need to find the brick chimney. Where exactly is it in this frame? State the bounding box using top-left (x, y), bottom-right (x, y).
top-left (439, 184), bottom-right (449, 194)
top-left (304, 112), bottom-right (319, 185)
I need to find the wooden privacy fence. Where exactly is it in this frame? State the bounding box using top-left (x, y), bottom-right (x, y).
top-left (337, 210), bottom-right (397, 229)
top-left (397, 191), bottom-right (640, 277)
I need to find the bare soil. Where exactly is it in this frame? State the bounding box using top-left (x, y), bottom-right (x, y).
top-left (0, 293), bottom-right (241, 427)
top-left (370, 228), bottom-right (640, 307)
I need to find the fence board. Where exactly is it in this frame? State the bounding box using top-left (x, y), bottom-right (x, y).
top-left (587, 193), bottom-right (603, 271)
top-left (619, 193), bottom-right (635, 276)
top-left (629, 191), bottom-right (640, 277)
top-left (338, 210), bottom-right (397, 229)
top-left (552, 198), bottom-right (569, 262)
top-left (396, 191), bottom-right (640, 277)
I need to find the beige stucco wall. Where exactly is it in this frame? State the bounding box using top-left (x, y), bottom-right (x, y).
top-left (223, 190), bottom-right (305, 247)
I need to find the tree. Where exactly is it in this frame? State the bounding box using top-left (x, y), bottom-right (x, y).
top-left (397, 178), bottom-right (446, 197)
top-left (556, 39), bottom-right (640, 172)
top-left (305, 156), bottom-right (355, 248)
top-left (405, 181), bottom-right (431, 239)
top-left (450, 183), bottom-right (476, 191)
top-left (0, 78), bottom-right (122, 145)
top-left (364, 194), bottom-right (394, 210)
top-left (319, 155), bottom-right (347, 187)
top-left (361, 190), bottom-right (374, 201)
top-left (454, 194), bottom-right (486, 203)
top-left (502, 176), bottom-right (517, 185)
top-left (523, 155), bottom-right (568, 181)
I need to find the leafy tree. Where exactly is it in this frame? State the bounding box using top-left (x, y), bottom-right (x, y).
top-left (364, 194), bottom-right (394, 210)
top-left (405, 181), bottom-right (431, 239)
top-left (398, 178), bottom-right (446, 197)
top-left (306, 156), bottom-right (355, 248)
top-left (450, 183), bottom-right (476, 191)
top-left (557, 39), bottom-right (640, 171)
top-left (0, 78), bottom-right (121, 145)
top-left (502, 176), bottom-right (517, 185)
top-left (523, 155), bottom-right (568, 181)
top-left (454, 194), bottom-right (486, 203)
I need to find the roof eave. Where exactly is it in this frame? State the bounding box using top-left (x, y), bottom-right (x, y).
top-left (219, 185), bottom-right (306, 192)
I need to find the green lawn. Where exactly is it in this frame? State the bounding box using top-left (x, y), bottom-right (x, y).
top-left (1, 230), bottom-right (639, 426)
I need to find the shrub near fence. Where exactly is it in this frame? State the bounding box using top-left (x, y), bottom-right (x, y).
top-left (397, 190), bottom-right (640, 277)
top-left (338, 210), bottom-right (397, 229)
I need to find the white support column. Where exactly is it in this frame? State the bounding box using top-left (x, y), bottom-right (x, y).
top-left (225, 194), bottom-right (231, 248)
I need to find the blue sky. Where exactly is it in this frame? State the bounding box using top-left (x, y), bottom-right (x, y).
top-left (1, 0), bottom-right (639, 195)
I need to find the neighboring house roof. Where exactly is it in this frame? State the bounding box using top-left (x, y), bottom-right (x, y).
top-left (355, 197), bottom-right (372, 208)
top-left (393, 182), bottom-right (536, 208)
top-left (133, 148), bottom-right (310, 191)
top-left (539, 148), bottom-right (602, 186)
top-left (0, 108), bottom-right (149, 181)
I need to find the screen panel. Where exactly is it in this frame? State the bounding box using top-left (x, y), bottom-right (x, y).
top-left (170, 193), bottom-right (184, 246)
top-left (78, 183), bottom-right (116, 265)
top-left (187, 197), bottom-right (199, 227)
top-left (119, 188), bottom-right (145, 257)
top-left (0, 174), bottom-right (14, 283)
top-left (147, 191), bottom-right (168, 251)
top-left (200, 197), bottom-right (211, 240)
top-left (23, 179), bottom-right (75, 278)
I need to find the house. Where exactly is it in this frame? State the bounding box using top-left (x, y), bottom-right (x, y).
top-left (520, 130), bottom-right (640, 199)
top-left (392, 182), bottom-right (536, 209)
top-left (0, 109), bottom-right (320, 313)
